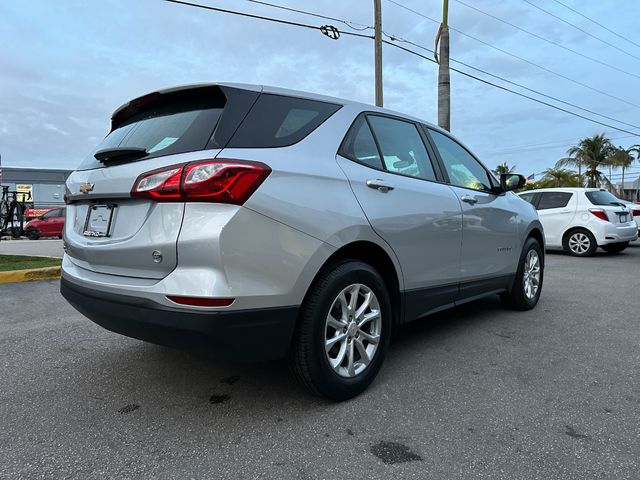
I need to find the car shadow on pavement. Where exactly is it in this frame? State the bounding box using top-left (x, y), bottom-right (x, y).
top-left (74, 294), bottom-right (509, 417)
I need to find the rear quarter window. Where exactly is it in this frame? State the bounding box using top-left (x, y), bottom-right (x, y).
top-left (537, 192), bottom-right (573, 210)
top-left (227, 94), bottom-right (341, 148)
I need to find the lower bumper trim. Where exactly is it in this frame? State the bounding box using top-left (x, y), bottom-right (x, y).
top-left (60, 277), bottom-right (299, 362)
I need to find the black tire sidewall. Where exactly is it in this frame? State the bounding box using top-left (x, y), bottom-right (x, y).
top-left (302, 261), bottom-right (392, 400)
top-left (563, 229), bottom-right (597, 257)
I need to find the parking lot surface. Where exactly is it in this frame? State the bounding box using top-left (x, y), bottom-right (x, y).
top-left (0, 238), bottom-right (64, 258)
top-left (1, 245), bottom-right (639, 479)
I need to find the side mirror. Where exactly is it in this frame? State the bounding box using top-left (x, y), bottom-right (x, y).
top-left (500, 173), bottom-right (526, 191)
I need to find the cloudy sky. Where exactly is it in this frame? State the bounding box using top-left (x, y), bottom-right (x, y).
top-left (2, 0), bottom-right (640, 182)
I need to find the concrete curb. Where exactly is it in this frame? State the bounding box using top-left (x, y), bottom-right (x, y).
top-left (0, 266), bottom-right (61, 284)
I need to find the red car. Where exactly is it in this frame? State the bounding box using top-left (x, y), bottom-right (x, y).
top-left (24, 207), bottom-right (66, 240)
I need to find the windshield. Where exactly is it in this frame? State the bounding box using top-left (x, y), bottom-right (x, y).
top-left (585, 190), bottom-right (626, 206)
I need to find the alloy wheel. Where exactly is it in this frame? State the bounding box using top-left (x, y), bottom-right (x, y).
top-left (324, 283), bottom-right (382, 378)
top-left (522, 249), bottom-right (541, 300)
top-left (568, 232), bottom-right (590, 255)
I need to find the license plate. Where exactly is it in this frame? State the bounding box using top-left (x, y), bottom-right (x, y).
top-left (619, 213), bottom-right (628, 223)
top-left (83, 204), bottom-right (115, 237)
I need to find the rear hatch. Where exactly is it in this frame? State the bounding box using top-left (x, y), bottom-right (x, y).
top-left (585, 190), bottom-right (635, 225)
top-left (65, 85), bottom-right (260, 279)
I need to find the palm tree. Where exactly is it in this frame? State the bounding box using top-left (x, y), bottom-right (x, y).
top-left (609, 146), bottom-right (636, 197)
top-left (494, 162), bottom-right (515, 175)
top-left (556, 133), bottom-right (615, 188)
top-left (537, 167), bottom-right (582, 188)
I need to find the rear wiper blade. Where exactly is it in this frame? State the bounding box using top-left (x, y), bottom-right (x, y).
top-left (609, 202), bottom-right (627, 207)
top-left (94, 147), bottom-right (148, 163)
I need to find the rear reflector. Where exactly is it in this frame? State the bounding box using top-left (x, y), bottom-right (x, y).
top-left (167, 295), bottom-right (234, 307)
top-left (589, 209), bottom-right (609, 221)
top-left (131, 159), bottom-right (271, 204)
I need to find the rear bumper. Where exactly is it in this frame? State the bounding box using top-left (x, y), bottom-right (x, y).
top-left (598, 223), bottom-right (638, 245)
top-left (60, 278), bottom-right (299, 362)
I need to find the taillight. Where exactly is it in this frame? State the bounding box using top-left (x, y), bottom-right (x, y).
top-left (632, 209), bottom-right (640, 217)
top-left (131, 159), bottom-right (271, 204)
top-left (589, 209), bottom-right (609, 221)
top-left (166, 295), bottom-right (234, 307)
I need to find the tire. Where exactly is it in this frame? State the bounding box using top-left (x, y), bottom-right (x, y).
top-left (601, 242), bottom-right (629, 254)
top-left (500, 237), bottom-right (544, 311)
top-left (26, 229), bottom-right (40, 240)
top-left (563, 228), bottom-right (598, 257)
top-left (290, 260), bottom-right (392, 401)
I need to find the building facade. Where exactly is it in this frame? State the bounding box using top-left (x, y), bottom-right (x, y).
top-left (1, 167), bottom-right (72, 207)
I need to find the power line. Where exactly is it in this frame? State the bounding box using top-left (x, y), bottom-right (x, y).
top-left (385, 0), bottom-right (640, 110)
top-left (387, 34), bottom-right (640, 131)
top-left (238, 0), bottom-right (640, 131)
top-left (163, 0), bottom-right (373, 39)
top-left (453, 0), bottom-right (640, 80)
top-left (549, 0), bottom-right (640, 50)
top-left (383, 41), bottom-right (640, 137)
top-left (522, 0), bottom-right (640, 62)
top-left (163, 0), bottom-right (640, 137)
top-left (243, 0), bottom-right (373, 31)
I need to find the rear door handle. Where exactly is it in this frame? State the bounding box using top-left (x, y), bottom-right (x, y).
top-left (366, 179), bottom-right (394, 193)
top-left (460, 195), bottom-right (477, 205)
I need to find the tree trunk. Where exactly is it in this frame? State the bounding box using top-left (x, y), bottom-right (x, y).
top-left (437, 26), bottom-right (450, 131)
top-left (622, 167), bottom-right (625, 199)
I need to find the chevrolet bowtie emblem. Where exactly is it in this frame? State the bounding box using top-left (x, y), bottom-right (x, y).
top-left (79, 182), bottom-right (94, 194)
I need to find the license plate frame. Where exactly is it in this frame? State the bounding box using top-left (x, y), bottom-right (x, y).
top-left (83, 204), bottom-right (116, 238)
top-left (618, 213), bottom-right (629, 223)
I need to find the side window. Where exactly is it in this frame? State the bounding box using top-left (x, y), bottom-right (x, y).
top-left (537, 192), bottom-right (573, 210)
top-left (428, 129), bottom-right (493, 191)
top-left (367, 116), bottom-right (437, 181)
top-left (339, 116), bottom-right (384, 169)
top-left (227, 94), bottom-right (341, 148)
top-left (42, 209), bottom-right (58, 219)
top-left (519, 193), bottom-right (536, 205)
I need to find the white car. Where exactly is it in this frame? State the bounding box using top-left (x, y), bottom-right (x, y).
top-left (619, 199), bottom-right (640, 232)
top-left (519, 188), bottom-right (638, 256)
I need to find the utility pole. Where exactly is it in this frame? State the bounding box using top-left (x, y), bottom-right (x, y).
top-left (374, 0), bottom-right (383, 107)
top-left (436, 0), bottom-right (450, 131)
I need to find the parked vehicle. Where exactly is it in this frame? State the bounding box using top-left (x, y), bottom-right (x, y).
top-left (24, 207), bottom-right (66, 240)
top-left (519, 188), bottom-right (638, 256)
top-left (619, 199), bottom-right (640, 233)
top-left (60, 83), bottom-right (544, 400)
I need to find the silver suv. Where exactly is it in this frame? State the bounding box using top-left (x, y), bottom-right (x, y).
top-left (61, 83), bottom-right (544, 400)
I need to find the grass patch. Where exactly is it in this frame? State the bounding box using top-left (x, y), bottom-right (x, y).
top-left (0, 255), bottom-right (61, 272)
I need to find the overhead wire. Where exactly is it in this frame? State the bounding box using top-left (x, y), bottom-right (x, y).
top-left (549, 0), bottom-right (640, 50)
top-left (522, 0), bottom-right (640, 61)
top-left (162, 0), bottom-right (640, 138)
top-left (385, 0), bottom-right (640, 110)
top-left (452, 0), bottom-right (640, 80)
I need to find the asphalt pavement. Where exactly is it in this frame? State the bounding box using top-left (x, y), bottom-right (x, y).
top-left (1, 245), bottom-right (639, 479)
top-left (0, 238), bottom-right (64, 258)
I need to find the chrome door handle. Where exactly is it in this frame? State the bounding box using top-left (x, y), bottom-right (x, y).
top-left (366, 179), bottom-right (394, 193)
top-left (460, 195), bottom-right (477, 204)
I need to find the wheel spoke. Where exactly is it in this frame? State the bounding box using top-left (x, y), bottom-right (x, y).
top-left (325, 332), bottom-right (347, 350)
top-left (358, 330), bottom-right (380, 344)
top-left (354, 291), bottom-right (372, 320)
top-left (354, 338), bottom-right (371, 366)
top-left (327, 315), bottom-right (347, 330)
top-left (347, 340), bottom-right (355, 376)
top-left (358, 310), bottom-right (380, 328)
top-left (347, 284), bottom-right (360, 313)
top-left (330, 340), bottom-right (348, 369)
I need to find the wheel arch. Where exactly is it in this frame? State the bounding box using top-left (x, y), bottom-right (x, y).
top-left (308, 240), bottom-right (403, 329)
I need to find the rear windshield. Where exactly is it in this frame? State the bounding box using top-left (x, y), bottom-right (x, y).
top-left (585, 190), bottom-right (624, 206)
top-left (78, 89), bottom-right (225, 170)
top-left (226, 94), bottom-right (341, 148)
